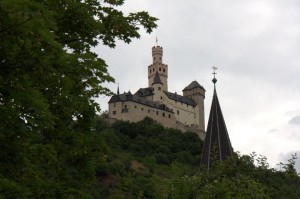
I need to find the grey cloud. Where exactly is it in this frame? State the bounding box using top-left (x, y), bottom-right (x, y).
top-left (289, 115), bottom-right (300, 125)
top-left (268, 128), bottom-right (278, 133)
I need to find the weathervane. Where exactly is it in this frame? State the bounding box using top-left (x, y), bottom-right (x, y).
top-left (212, 65), bottom-right (218, 84)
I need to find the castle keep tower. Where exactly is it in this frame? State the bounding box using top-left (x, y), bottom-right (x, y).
top-left (148, 46), bottom-right (168, 91)
top-left (183, 81), bottom-right (206, 132)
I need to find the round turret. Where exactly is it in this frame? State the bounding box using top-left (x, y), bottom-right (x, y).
top-left (152, 46), bottom-right (163, 64)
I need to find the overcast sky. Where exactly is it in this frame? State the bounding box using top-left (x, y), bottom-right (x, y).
top-left (95, 0), bottom-right (300, 172)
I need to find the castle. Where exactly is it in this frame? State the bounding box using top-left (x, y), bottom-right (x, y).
top-left (108, 46), bottom-right (206, 139)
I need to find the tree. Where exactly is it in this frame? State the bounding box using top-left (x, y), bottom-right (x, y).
top-left (0, 0), bottom-right (157, 198)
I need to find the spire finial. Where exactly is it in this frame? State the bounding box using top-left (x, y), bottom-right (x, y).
top-left (212, 65), bottom-right (218, 84)
top-left (156, 36), bottom-right (158, 46)
top-left (117, 83), bottom-right (120, 95)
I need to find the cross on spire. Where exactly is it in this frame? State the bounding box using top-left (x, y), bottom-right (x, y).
top-left (212, 65), bottom-right (218, 84)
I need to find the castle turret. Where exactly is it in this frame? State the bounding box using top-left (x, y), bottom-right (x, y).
top-left (183, 81), bottom-right (206, 132)
top-left (148, 46), bottom-right (168, 91)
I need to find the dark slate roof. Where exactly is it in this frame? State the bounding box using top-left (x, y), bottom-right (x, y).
top-left (152, 72), bottom-right (163, 85)
top-left (163, 91), bottom-right (197, 107)
top-left (135, 87), bottom-right (154, 97)
top-left (201, 85), bottom-right (233, 171)
top-left (183, 80), bottom-right (205, 91)
top-left (108, 95), bottom-right (121, 103)
top-left (108, 92), bottom-right (173, 113)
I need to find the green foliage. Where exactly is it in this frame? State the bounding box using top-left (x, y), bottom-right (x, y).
top-left (95, 117), bottom-right (300, 198)
top-left (109, 117), bottom-right (204, 166)
top-left (0, 0), bottom-right (157, 197)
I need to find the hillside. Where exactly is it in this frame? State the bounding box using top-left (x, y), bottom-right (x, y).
top-left (95, 116), bottom-right (300, 199)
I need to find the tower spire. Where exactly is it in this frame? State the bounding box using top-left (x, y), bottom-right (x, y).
top-left (201, 68), bottom-right (233, 171)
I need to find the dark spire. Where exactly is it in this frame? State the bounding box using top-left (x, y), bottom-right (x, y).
top-left (152, 72), bottom-right (163, 85)
top-left (201, 68), bottom-right (233, 171)
top-left (117, 83), bottom-right (120, 95)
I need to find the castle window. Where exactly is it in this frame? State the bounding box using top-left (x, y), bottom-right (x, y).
top-left (177, 110), bottom-right (179, 115)
top-left (163, 113), bottom-right (165, 117)
top-left (141, 108), bottom-right (144, 111)
top-left (150, 69), bottom-right (152, 73)
top-left (159, 67), bottom-right (161, 71)
top-left (158, 87), bottom-right (161, 90)
top-left (114, 103), bottom-right (116, 107)
top-left (153, 68), bottom-right (155, 71)
top-left (125, 105), bottom-right (127, 108)
top-left (163, 69), bottom-right (165, 72)
top-left (160, 96), bottom-right (162, 100)
top-left (113, 111), bottom-right (116, 115)
top-left (160, 57), bottom-right (161, 60)
top-left (135, 105), bottom-right (137, 109)
top-left (168, 114), bottom-right (171, 118)
top-left (148, 110), bottom-right (150, 113)
top-left (156, 111), bottom-right (158, 115)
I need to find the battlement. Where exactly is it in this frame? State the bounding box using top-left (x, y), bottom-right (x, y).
top-left (152, 46), bottom-right (163, 50)
top-left (152, 46), bottom-right (163, 55)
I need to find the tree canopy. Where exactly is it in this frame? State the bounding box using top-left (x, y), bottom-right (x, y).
top-left (0, 0), bottom-right (157, 198)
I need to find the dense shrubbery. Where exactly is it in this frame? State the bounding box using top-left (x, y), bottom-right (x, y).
top-left (108, 117), bottom-right (203, 166)
top-left (96, 117), bottom-right (300, 199)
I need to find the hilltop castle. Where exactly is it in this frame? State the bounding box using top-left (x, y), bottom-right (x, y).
top-left (108, 46), bottom-right (206, 139)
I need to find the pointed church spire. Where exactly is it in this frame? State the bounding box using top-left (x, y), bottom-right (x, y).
top-left (117, 84), bottom-right (120, 95)
top-left (201, 68), bottom-right (233, 171)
